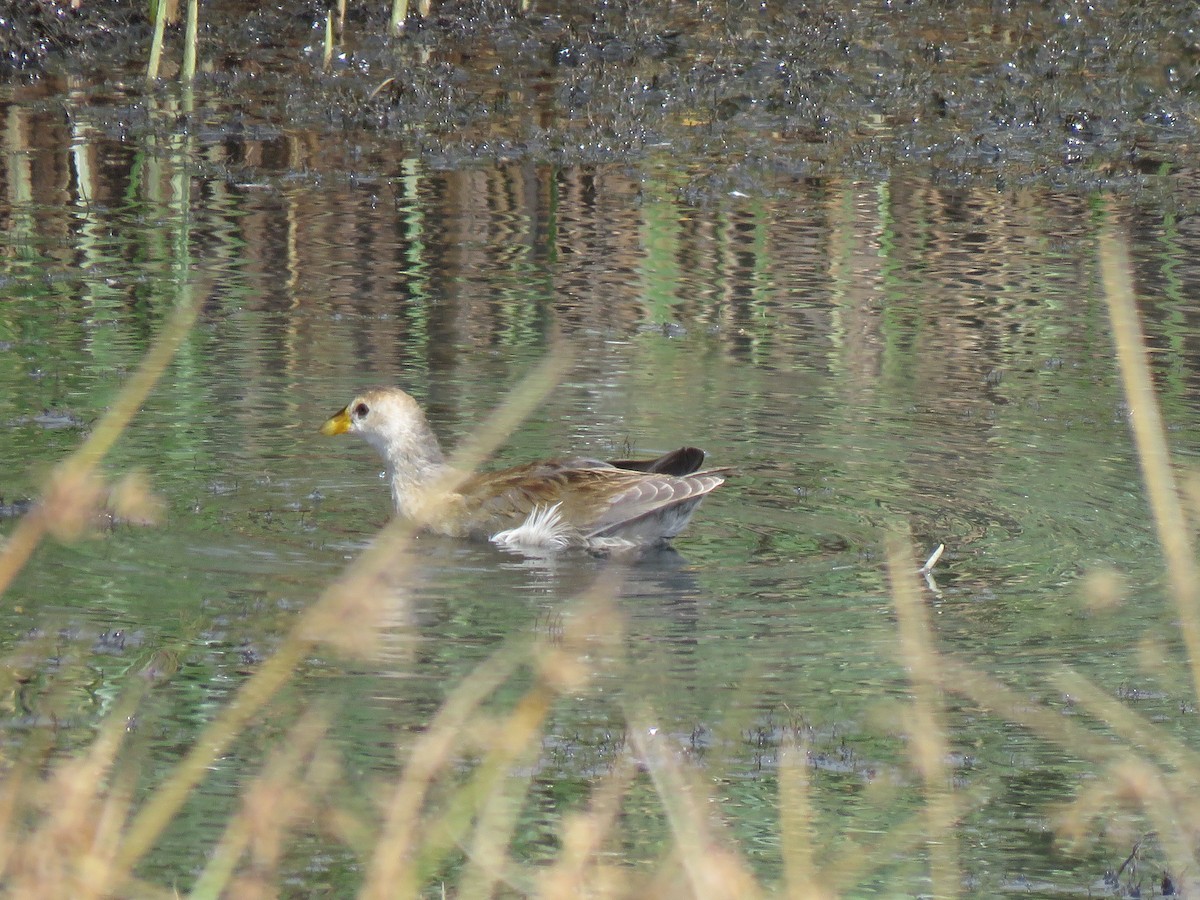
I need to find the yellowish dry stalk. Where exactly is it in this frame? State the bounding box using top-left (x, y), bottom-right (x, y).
top-left (455, 593), bottom-right (625, 897)
top-left (887, 533), bottom-right (959, 899)
top-left (934, 657), bottom-right (1200, 880)
top-left (454, 682), bottom-right (556, 897)
top-left (536, 756), bottom-right (637, 899)
top-left (359, 643), bottom-right (527, 899)
top-left (778, 742), bottom-right (833, 900)
top-left (1052, 669), bottom-right (1200, 782)
top-left (6, 686), bottom-right (146, 898)
top-left (365, 588), bottom-right (621, 897)
top-left (626, 716), bottom-right (762, 900)
top-left (1099, 225), bottom-right (1200, 709)
top-left (0, 767), bottom-right (21, 877)
top-left (1049, 668), bottom-right (1200, 889)
top-left (818, 781), bottom-right (991, 897)
top-left (323, 9), bottom-right (334, 73)
top-left (112, 619), bottom-right (316, 883)
top-left (937, 658), bottom-right (1124, 768)
top-left (420, 350), bottom-right (574, 512)
top-left (189, 711), bottom-right (333, 900)
top-left (181, 0), bottom-right (198, 82)
top-left (1060, 758), bottom-right (1198, 893)
top-left (1182, 471), bottom-right (1200, 536)
top-left (0, 271), bottom-right (192, 891)
top-left (0, 295), bottom-right (198, 599)
top-left (146, 0), bottom-right (168, 82)
top-left (390, 0), bottom-right (409, 34)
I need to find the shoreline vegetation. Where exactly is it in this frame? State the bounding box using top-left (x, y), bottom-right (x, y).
top-left (0, 222), bottom-right (1195, 897)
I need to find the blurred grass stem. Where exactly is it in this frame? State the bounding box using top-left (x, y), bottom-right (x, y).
top-left (1099, 225), bottom-right (1200, 707)
top-left (0, 295), bottom-right (198, 599)
top-left (627, 715), bottom-right (761, 900)
top-left (188, 711), bottom-right (333, 900)
top-left (778, 742), bottom-right (830, 898)
top-left (361, 643), bottom-right (528, 899)
top-left (888, 533), bottom-right (959, 898)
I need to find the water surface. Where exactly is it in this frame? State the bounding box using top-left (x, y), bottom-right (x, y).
top-left (2, 9), bottom-right (1200, 895)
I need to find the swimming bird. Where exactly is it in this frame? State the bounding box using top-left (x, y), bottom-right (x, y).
top-left (320, 387), bottom-right (726, 551)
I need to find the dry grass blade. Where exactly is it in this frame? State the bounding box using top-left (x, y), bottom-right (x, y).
top-left (111, 611), bottom-right (319, 882)
top-left (1057, 757), bottom-right (1196, 893)
top-left (936, 657), bottom-right (1200, 882)
top-left (426, 349), bottom-right (574, 503)
top-left (626, 715), bottom-right (761, 900)
top-left (1047, 671), bottom-right (1200, 891)
top-left (390, 0), bottom-right (410, 33)
top-left (778, 742), bottom-right (832, 899)
top-left (364, 574), bottom-right (623, 899)
top-left (181, 0), bottom-right (198, 83)
top-left (937, 658), bottom-right (1124, 768)
top-left (437, 681), bottom-right (555, 897)
top-left (818, 784), bottom-right (992, 898)
top-left (1051, 668), bottom-right (1200, 782)
top-left (146, 0), bottom-right (168, 82)
top-left (887, 532), bottom-right (959, 898)
top-left (189, 710), bottom-right (334, 900)
top-left (1099, 224), bottom-right (1200, 706)
top-left (359, 641), bottom-right (528, 900)
top-left (0, 293), bottom-right (199, 598)
top-left (322, 9), bottom-right (334, 73)
top-left (536, 755), bottom-right (638, 899)
top-left (456, 593), bottom-right (622, 897)
top-left (4, 684), bottom-right (148, 898)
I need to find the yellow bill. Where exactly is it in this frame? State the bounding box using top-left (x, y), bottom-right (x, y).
top-left (320, 407), bottom-right (352, 436)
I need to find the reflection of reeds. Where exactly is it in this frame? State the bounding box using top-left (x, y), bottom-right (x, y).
top-left (2, 222), bottom-right (1198, 896)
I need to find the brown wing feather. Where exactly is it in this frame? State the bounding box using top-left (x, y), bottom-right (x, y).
top-left (585, 471), bottom-right (726, 538)
top-left (448, 461), bottom-right (623, 537)
top-left (447, 457), bottom-right (726, 540)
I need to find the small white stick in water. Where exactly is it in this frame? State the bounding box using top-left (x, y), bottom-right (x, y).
top-left (919, 543), bottom-right (945, 576)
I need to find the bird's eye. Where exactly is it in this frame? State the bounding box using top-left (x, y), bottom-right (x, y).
top-left (353, 403), bottom-right (369, 419)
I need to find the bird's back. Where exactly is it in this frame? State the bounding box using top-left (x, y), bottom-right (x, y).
top-left (439, 452), bottom-right (726, 547)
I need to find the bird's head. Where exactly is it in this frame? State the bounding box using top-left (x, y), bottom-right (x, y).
top-left (321, 387), bottom-right (444, 466)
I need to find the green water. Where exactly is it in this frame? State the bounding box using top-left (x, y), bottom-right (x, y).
top-left (2, 25), bottom-right (1200, 899)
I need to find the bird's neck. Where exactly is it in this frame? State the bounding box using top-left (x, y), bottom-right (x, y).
top-left (378, 427), bottom-right (449, 518)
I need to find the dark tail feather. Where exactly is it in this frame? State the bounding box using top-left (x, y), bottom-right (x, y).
top-left (609, 447), bottom-right (706, 477)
